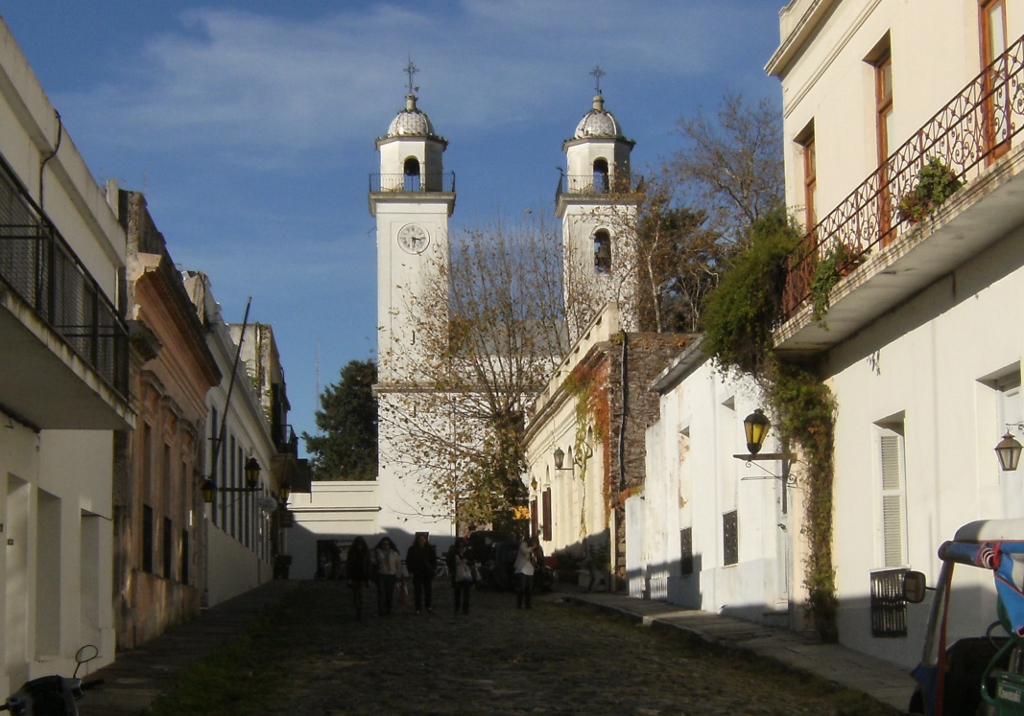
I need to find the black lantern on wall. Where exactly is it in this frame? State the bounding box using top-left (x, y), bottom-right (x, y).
top-left (996, 431), bottom-right (1023, 472)
top-left (744, 409), bottom-right (771, 455)
top-left (200, 456), bottom-right (263, 504)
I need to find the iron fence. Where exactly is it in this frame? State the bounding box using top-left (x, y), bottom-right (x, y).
top-left (369, 172), bottom-right (456, 194)
top-left (782, 32), bottom-right (1024, 319)
top-left (555, 173), bottom-right (640, 197)
top-left (0, 155), bottom-right (128, 398)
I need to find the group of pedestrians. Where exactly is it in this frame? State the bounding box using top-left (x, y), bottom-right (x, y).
top-left (343, 532), bottom-right (544, 619)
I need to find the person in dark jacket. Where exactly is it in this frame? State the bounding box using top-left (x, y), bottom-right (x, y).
top-left (406, 532), bottom-right (438, 614)
top-left (446, 537), bottom-right (475, 615)
top-left (345, 536), bottom-right (372, 620)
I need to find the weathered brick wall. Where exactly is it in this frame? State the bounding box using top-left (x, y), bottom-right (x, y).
top-left (598, 332), bottom-right (693, 583)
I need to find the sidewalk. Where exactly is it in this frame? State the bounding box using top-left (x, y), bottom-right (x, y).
top-left (77, 580), bottom-right (300, 716)
top-left (75, 579), bottom-right (916, 715)
top-left (548, 588), bottom-right (917, 713)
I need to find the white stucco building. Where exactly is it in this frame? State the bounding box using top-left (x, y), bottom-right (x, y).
top-left (631, 0), bottom-right (1024, 673)
top-left (0, 14), bottom-right (131, 690)
top-left (774, 0), bottom-right (1024, 666)
top-left (639, 341), bottom-right (797, 626)
top-left (184, 273), bottom-right (297, 605)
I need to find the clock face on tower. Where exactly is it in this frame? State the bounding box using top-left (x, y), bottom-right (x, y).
top-left (397, 223), bottom-right (430, 254)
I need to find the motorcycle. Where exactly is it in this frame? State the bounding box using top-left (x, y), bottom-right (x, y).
top-left (1, 645), bottom-right (103, 716)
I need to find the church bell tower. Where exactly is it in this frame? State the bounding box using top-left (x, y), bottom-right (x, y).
top-left (556, 68), bottom-right (638, 332)
top-left (369, 61), bottom-right (456, 539)
top-left (370, 61), bottom-right (456, 386)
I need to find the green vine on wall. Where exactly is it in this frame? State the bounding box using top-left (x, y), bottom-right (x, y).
top-left (701, 208), bottom-right (839, 642)
top-left (562, 363), bottom-right (610, 537)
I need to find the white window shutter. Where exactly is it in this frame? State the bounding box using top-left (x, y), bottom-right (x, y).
top-left (880, 433), bottom-right (906, 568)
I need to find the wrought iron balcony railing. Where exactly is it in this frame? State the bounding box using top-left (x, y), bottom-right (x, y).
top-left (273, 423), bottom-right (298, 455)
top-left (555, 173), bottom-right (641, 197)
top-left (0, 154), bottom-right (128, 398)
top-left (369, 172), bottom-right (456, 194)
top-left (782, 32), bottom-right (1024, 320)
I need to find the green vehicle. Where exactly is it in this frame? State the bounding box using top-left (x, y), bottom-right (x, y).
top-left (907, 519), bottom-right (1024, 715)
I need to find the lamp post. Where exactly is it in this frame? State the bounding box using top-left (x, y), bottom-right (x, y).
top-left (996, 430), bottom-right (1024, 471)
top-left (744, 409), bottom-right (770, 455)
top-left (553, 447), bottom-right (572, 471)
top-left (200, 456), bottom-right (264, 504)
top-left (733, 409), bottom-right (796, 513)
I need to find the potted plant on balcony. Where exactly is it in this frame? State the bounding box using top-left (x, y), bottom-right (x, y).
top-left (897, 157), bottom-right (964, 224)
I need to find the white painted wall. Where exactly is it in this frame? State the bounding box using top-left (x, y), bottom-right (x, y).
top-left (769, 0), bottom-right (1024, 666)
top-left (288, 481), bottom-right (383, 579)
top-left (643, 347), bottom-right (797, 629)
top-left (0, 12), bottom-right (122, 690)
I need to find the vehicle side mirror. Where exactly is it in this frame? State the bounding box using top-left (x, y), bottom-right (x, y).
top-left (904, 570), bottom-right (927, 604)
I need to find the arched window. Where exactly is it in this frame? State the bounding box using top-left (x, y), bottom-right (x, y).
top-left (403, 157), bottom-right (421, 192)
top-left (593, 159), bottom-right (610, 194)
top-left (593, 230), bottom-right (611, 273)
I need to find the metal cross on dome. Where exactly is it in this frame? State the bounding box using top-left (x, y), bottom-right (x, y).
top-left (591, 65), bottom-right (606, 94)
top-left (405, 56), bottom-right (420, 95)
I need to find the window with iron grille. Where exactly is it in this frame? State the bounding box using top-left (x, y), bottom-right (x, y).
top-left (723, 510), bottom-right (738, 566)
top-left (530, 497), bottom-right (538, 539)
top-left (162, 516), bottom-right (173, 579)
top-left (181, 529), bottom-right (189, 585)
top-left (871, 567), bottom-right (908, 637)
top-left (680, 527), bottom-right (693, 576)
top-left (142, 505), bottom-right (154, 573)
top-left (542, 489), bottom-right (552, 542)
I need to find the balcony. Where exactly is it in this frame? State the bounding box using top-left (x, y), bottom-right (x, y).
top-left (368, 172), bottom-right (456, 217)
top-left (554, 174), bottom-right (642, 219)
top-left (775, 33), bottom-right (1024, 359)
top-left (0, 154), bottom-right (130, 429)
top-left (555, 173), bottom-right (641, 198)
top-left (270, 424), bottom-right (306, 491)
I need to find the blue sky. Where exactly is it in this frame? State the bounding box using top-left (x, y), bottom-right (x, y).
top-left (1, 1), bottom-right (784, 454)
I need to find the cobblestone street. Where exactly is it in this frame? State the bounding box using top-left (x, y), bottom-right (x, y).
top-left (151, 580), bottom-right (902, 716)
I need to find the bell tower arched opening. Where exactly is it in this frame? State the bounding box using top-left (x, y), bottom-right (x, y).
top-left (593, 158), bottom-right (610, 194)
top-left (594, 229), bottom-right (611, 273)
top-left (404, 157), bottom-right (421, 192)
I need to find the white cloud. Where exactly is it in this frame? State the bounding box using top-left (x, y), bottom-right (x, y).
top-left (53, 0), bottom-right (775, 167)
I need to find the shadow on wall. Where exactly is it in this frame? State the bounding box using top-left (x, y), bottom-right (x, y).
top-left (550, 530), bottom-right (613, 591)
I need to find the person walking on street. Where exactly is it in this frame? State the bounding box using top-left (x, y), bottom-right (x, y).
top-left (346, 540), bottom-right (374, 618)
top-left (345, 536), bottom-right (372, 620)
top-left (372, 536), bottom-right (402, 617)
top-left (514, 535), bottom-right (541, 610)
top-left (447, 537), bottom-right (474, 615)
top-left (406, 532), bottom-right (438, 614)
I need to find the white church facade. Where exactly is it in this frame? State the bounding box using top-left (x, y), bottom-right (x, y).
top-left (370, 71), bottom-right (643, 549)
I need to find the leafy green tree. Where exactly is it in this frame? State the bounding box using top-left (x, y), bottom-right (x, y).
top-left (303, 359), bottom-right (378, 481)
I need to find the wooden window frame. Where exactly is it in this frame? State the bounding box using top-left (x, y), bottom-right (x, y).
top-left (870, 42), bottom-right (895, 244)
top-left (981, 0), bottom-right (1010, 160)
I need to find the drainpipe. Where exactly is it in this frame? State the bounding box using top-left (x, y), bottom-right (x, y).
top-left (38, 110), bottom-right (63, 212)
top-left (618, 330), bottom-right (628, 491)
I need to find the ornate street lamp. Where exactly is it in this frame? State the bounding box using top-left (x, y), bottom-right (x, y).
top-left (996, 432), bottom-right (1023, 472)
top-left (200, 456), bottom-right (264, 505)
top-left (744, 409), bottom-right (771, 455)
top-left (244, 456), bottom-right (261, 488)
